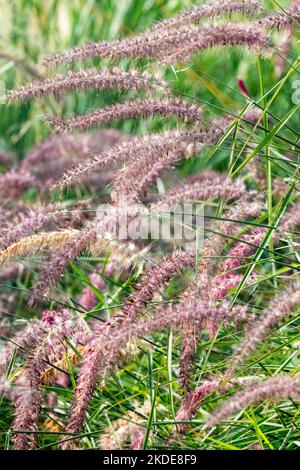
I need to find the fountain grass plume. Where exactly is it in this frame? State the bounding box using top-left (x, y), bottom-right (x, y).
top-left (226, 281), bottom-right (300, 377)
top-left (42, 1), bottom-right (262, 67)
top-left (206, 374), bottom-right (300, 429)
top-left (6, 68), bottom-right (168, 103)
top-left (47, 98), bottom-right (202, 133)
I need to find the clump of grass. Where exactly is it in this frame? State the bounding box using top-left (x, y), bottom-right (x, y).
top-left (0, 0), bottom-right (300, 451)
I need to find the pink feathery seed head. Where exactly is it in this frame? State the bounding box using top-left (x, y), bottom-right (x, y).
top-left (112, 153), bottom-right (179, 204)
top-left (245, 153), bottom-right (264, 187)
top-left (280, 202), bottom-right (300, 232)
top-left (103, 256), bottom-right (122, 277)
top-left (205, 197), bottom-right (262, 262)
top-left (151, 1), bottom-right (261, 31)
top-left (206, 374), bottom-right (300, 429)
top-left (240, 107), bottom-right (264, 125)
top-left (135, 297), bottom-right (249, 361)
top-left (221, 199), bottom-right (262, 235)
top-left (65, 169), bottom-right (116, 193)
top-left (210, 273), bottom-right (243, 300)
top-left (177, 289), bottom-right (204, 396)
top-left (0, 170), bottom-right (37, 198)
top-left (94, 127), bottom-right (211, 198)
top-left (0, 309), bottom-right (88, 406)
top-left (275, 27), bottom-right (293, 77)
top-left (111, 125), bottom-right (244, 205)
top-left (54, 110), bottom-right (257, 193)
top-left (12, 380), bottom-right (41, 450)
top-left (176, 379), bottom-right (220, 432)
top-left (184, 170), bottom-right (222, 185)
top-left (172, 298), bottom-right (251, 432)
top-left (223, 227), bottom-right (266, 272)
top-left (60, 251), bottom-right (197, 444)
top-left (140, 292), bottom-right (250, 354)
top-left (47, 98), bottom-right (202, 133)
top-left (153, 176), bottom-right (246, 209)
top-left (0, 318), bottom-right (49, 378)
top-left (52, 129), bottom-right (185, 190)
top-left (227, 281), bottom-right (300, 377)
top-left (159, 24), bottom-right (271, 65)
top-left (29, 227), bottom-right (97, 303)
top-left (41, 309), bottom-right (56, 326)
top-left (256, 4), bottom-right (300, 30)
top-left (6, 68), bottom-right (168, 103)
top-left (179, 323), bottom-right (200, 395)
top-left (0, 203), bottom-right (68, 250)
top-left (43, 1), bottom-right (261, 67)
top-left (130, 432), bottom-right (146, 451)
top-left (0, 205), bottom-right (10, 225)
top-left (181, 196), bottom-right (262, 289)
top-left (61, 297), bottom-right (247, 447)
top-left (207, 270), bottom-right (258, 335)
top-left (60, 341), bottom-right (101, 449)
top-left (106, 249), bottom-right (196, 329)
top-left (11, 309), bottom-right (80, 450)
top-left (41, 26), bottom-right (202, 68)
top-left (178, 276), bottom-right (252, 392)
top-left (43, 40), bottom-right (115, 68)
